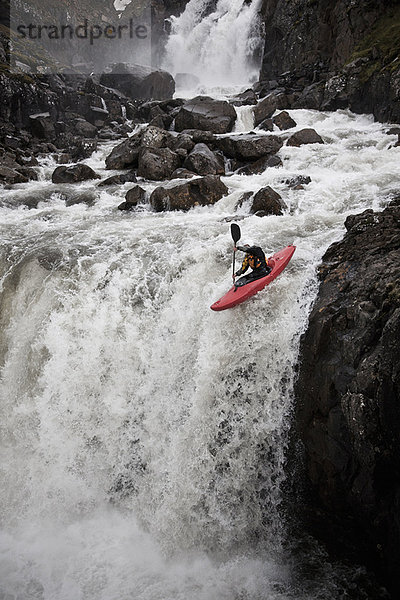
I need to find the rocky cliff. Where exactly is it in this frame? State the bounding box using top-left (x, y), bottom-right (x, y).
top-left (295, 199), bottom-right (400, 594)
top-left (260, 0), bottom-right (400, 123)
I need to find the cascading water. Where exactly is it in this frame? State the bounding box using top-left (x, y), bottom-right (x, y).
top-left (162, 0), bottom-right (264, 95)
top-left (1, 108), bottom-right (399, 599)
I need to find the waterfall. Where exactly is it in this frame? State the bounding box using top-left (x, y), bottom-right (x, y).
top-left (162, 0), bottom-right (264, 95)
top-left (0, 108), bottom-right (398, 599)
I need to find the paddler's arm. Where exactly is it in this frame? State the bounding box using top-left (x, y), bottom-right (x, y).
top-left (235, 255), bottom-right (249, 276)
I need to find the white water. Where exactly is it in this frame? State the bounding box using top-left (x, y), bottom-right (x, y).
top-left (162, 0), bottom-right (264, 96)
top-left (0, 110), bottom-right (399, 599)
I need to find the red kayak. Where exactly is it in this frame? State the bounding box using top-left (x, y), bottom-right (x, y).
top-left (210, 245), bottom-right (296, 311)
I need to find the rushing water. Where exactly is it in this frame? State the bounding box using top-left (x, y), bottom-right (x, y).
top-left (162, 0), bottom-right (264, 95)
top-left (0, 108), bottom-right (399, 599)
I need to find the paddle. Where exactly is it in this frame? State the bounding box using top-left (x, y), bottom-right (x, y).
top-left (230, 223), bottom-right (241, 283)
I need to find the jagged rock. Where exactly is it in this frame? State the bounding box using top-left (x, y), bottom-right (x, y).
top-left (236, 155), bottom-right (283, 175)
top-left (284, 175), bottom-right (311, 188)
top-left (183, 143), bottom-right (225, 176)
top-left (98, 172), bottom-right (137, 186)
top-left (150, 175), bottom-right (228, 212)
top-left (296, 201), bottom-right (400, 593)
top-left (216, 134), bottom-right (283, 161)
top-left (174, 96), bottom-right (237, 134)
top-left (105, 131), bottom-right (142, 169)
top-left (253, 92), bottom-right (288, 126)
top-left (16, 166), bottom-right (38, 181)
top-left (100, 63), bottom-right (175, 101)
top-left (137, 147), bottom-right (180, 180)
top-left (118, 185), bottom-right (146, 210)
top-left (293, 81), bottom-right (325, 110)
top-left (167, 134), bottom-right (195, 153)
top-left (286, 128), bottom-right (324, 147)
top-left (141, 126), bottom-right (173, 149)
top-left (230, 89), bottom-right (258, 106)
top-left (250, 186), bottom-right (287, 215)
top-left (51, 164), bottom-right (100, 183)
top-left (180, 129), bottom-right (217, 144)
top-left (273, 111), bottom-right (297, 130)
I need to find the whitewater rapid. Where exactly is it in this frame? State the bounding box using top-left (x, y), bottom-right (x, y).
top-left (0, 109), bottom-right (399, 599)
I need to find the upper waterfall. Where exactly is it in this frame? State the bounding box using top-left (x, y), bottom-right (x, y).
top-left (162, 0), bottom-right (264, 95)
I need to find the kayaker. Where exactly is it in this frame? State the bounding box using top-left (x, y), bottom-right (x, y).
top-left (233, 244), bottom-right (271, 287)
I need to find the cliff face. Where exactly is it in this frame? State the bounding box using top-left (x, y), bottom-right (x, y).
top-left (260, 0), bottom-right (400, 123)
top-left (295, 200), bottom-right (400, 592)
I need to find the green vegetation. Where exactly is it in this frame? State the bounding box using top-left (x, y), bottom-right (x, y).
top-left (349, 5), bottom-right (400, 80)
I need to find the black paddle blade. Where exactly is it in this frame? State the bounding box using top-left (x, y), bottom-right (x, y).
top-left (230, 223), bottom-right (241, 244)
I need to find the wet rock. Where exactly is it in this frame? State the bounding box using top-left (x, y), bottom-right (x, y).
top-left (286, 128), bottom-right (324, 147)
top-left (296, 201), bottom-right (400, 593)
top-left (230, 89), bottom-right (258, 106)
top-left (253, 92), bottom-right (288, 126)
top-left (180, 129), bottom-right (217, 144)
top-left (150, 175), bottom-right (228, 212)
top-left (273, 111), bottom-right (297, 130)
top-left (100, 63), bottom-right (175, 101)
top-left (51, 164), bottom-right (100, 184)
top-left (65, 191), bottom-right (97, 207)
top-left (0, 166), bottom-right (28, 184)
top-left (167, 134), bottom-right (195, 153)
top-left (257, 118), bottom-right (274, 131)
top-left (236, 155), bottom-right (283, 175)
top-left (73, 118), bottom-right (98, 138)
top-left (251, 186), bottom-right (287, 215)
top-left (98, 172), bottom-right (137, 186)
top-left (216, 134), bottom-right (283, 161)
top-left (174, 96), bottom-right (237, 134)
top-left (119, 185), bottom-right (146, 210)
top-left (105, 131), bottom-right (142, 169)
top-left (16, 166), bottom-right (38, 181)
top-left (141, 126), bottom-right (173, 149)
top-left (284, 175), bottom-right (311, 188)
top-left (184, 143), bottom-right (225, 176)
top-left (137, 147), bottom-right (180, 180)
top-left (170, 168), bottom-right (197, 179)
top-left (29, 113), bottom-right (55, 140)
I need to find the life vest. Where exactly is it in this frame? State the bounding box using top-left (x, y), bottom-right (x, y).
top-left (246, 246), bottom-right (268, 270)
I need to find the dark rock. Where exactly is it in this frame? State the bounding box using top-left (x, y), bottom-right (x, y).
top-left (216, 134), bottom-right (283, 161)
top-left (284, 175), bottom-right (311, 188)
top-left (286, 128), bottom-right (324, 147)
top-left (16, 167), bottom-right (38, 181)
top-left (170, 168), bottom-right (197, 179)
top-left (100, 63), bottom-right (175, 101)
top-left (236, 155), bottom-right (283, 175)
top-left (293, 82), bottom-right (326, 110)
top-left (52, 164), bottom-right (100, 184)
top-left (273, 111), bottom-right (297, 131)
top-left (174, 96), bottom-right (237, 134)
top-left (65, 191), bottom-right (97, 207)
top-left (251, 186), bottom-right (287, 215)
top-left (230, 89), bottom-right (258, 106)
top-left (105, 131), bottom-right (142, 169)
top-left (29, 113), bottom-right (55, 140)
top-left (253, 92), bottom-right (288, 126)
top-left (167, 134), bottom-right (195, 153)
top-left (141, 126), bottom-right (173, 149)
top-left (257, 118), bottom-right (274, 131)
top-left (180, 129), bottom-right (216, 144)
top-left (296, 202), bottom-right (400, 593)
top-left (98, 172), bottom-right (137, 186)
top-left (150, 175), bottom-right (228, 212)
top-left (184, 143), bottom-right (225, 176)
top-left (137, 147), bottom-right (181, 180)
top-left (73, 119), bottom-right (98, 138)
top-left (0, 166), bottom-right (28, 184)
top-left (119, 185), bottom-right (146, 210)
top-left (86, 106), bottom-right (109, 126)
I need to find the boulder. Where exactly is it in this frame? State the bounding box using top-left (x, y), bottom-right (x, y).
top-left (51, 164), bottom-right (100, 184)
top-left (137, 147), bottom-right (181, 180)
top-left (150, 175), bottom-right (228, 212)
top-left (29, 113), bottom-right (55, 140)
top-left (250, 186), bottom-right (287, 215)
top-left (184, 143), bottom-right (225, 176)
top-left (98, 172), bottom-right (137, 186)
top-left (100, 63), bottom-right (175, 101)
top-left (118, 185), bottom-right (146, 210)
top-left (0, 166), bottom-right (28, 184)
top-left (287, 128), bottom-right (324, 147)
top-left (171, 168), bottom-right (197, 179)
top-left (141, 126), bottom-right (173, 149)
top-left (230, 89), bottom-right (258, 106)
top-left (284, 175), bottom-right (311, 188)
top-left (257, 118), bottom-right (274, 131)
top-left (236, 155), bottom-right (283, 175)
top-left (73, 118), bottom-right (98, 138)
top-left (174, 96), bottom-right (237, 134)
top-left (253, 92), bottom-right (288, 126)
top-left (167, 134), bottom-right (195, 153)
top-left (216, 134), bottom-right (283, 161)
top-left (65, 191), bottom-right (97, 207)
top-left (105, 131), bottom-right (142, 170)
top-left (273, 111), bottom-right (297, 131)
